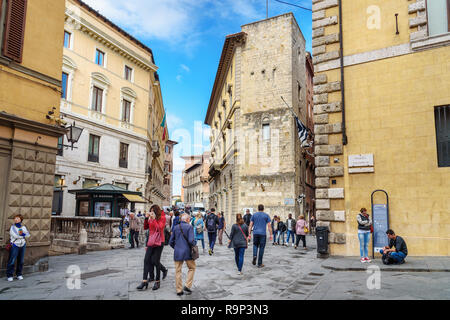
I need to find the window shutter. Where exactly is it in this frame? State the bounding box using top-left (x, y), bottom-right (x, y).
top-left (2, 0), bottom-right (27, 63)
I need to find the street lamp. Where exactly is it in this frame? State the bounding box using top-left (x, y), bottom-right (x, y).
top-left (65, 121), bottom-right (83, 150)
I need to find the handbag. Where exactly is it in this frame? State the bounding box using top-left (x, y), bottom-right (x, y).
top-left (179, 224), bottom-right (199, 260)
top-left (5, 242), bottom-right (12, 252)
top-left (147, 228), bottom-right (162, 247)
top-left (370, 225), bottom-right (374, 233)
top-left (304, 226), bottom-right (309, 234)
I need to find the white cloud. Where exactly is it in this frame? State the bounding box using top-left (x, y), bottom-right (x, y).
top-left (180, 64), bottom-right (190, 72)
top-left (167, 113), bottom-right (183, 128)
top-left (82, 0), bottom-right (265, 47)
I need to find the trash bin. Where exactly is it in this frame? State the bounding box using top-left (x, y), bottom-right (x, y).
top-left (316, 226), bottom-right (329, 254)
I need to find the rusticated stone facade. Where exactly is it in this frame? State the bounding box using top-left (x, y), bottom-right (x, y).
top-left (312, 0), bottom-right (346, 249)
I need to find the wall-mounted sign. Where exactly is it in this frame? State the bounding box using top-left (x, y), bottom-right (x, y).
top-left (284, 198), bottom-right (295, 206)
top-left (349, 154), bottom-right (374, 167)
top-left (349, 154), bottom-right (374, 174)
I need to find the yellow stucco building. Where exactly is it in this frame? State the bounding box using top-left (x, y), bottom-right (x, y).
top-left (56, 0), bottom-right (168, 216)
top-left (312, 0), bottom-right (450, 256)
top-left (0, 0), bottom-right (66, 271)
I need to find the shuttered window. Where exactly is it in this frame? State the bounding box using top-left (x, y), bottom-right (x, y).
top-left (2, 0), bottom-right (27, 63)
top-left (435, 105), bottom-right (450, 167)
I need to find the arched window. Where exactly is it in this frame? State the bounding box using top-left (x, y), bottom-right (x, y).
top-left (262, 117), bottom-right (270, 140)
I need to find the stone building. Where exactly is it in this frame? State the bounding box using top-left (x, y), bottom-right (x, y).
top-left (55, 0), bottom-right (159, 216)
top-left (0, 0), bottom-right (66, 273)
top-left (304, 52), bottom-right (315, 222)
top-left (181, 152), bottom-right (210, 209)
top-left (161, 139), bottom-right (178, 207)
top-left (312, 0), bottom-right (450, 256)
top-left (205, 13), bottom-right (307, 225)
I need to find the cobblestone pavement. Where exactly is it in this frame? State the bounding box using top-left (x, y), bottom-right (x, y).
top-left (0, 235), bottom-right (449, 300)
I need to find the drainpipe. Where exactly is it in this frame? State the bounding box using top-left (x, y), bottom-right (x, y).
top-left (339, 0), bottom-right (348, 145)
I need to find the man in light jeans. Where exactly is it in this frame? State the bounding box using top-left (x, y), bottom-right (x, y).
top-left (285, 214), bottom-right (296, 246)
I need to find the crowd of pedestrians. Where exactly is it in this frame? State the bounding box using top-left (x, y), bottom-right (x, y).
top-left (4, 202), bottom-right (408, 296)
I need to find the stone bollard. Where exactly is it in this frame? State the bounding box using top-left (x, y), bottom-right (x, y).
top-left (78, 228), bottom-right (88, 255)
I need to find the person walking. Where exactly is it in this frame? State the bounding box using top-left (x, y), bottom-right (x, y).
top-left (286, 214), bottom-right (296, 247)
top-left (277, 217), bottom-right (287, 246)
top-left (193, 212), bottom-right (206, 253)
top-left (243, 209), bottom-right (252, 227)
top-left (248, 204), bottom-right (273, 268)
top-left (217, 212), bottom-right (226, 246)
top-left (205, 208), bottom-right (219, 255)
top-left (310, 215), bottom-right (316, 236)
top-left (357, 207), bottom-right (372, 263)
top-left (228, 214), bottom-right (249, 275)
top-left (128, 212), bottom-right (141, 249)
top-left (295, 215), bottom-right (308, 250)
top-left (164, 210), bottom-right (171, 246)
top-left (169, 214), bottom-right (197, 296)
top-left (271, 215), bottom-right (278, 245)
top-left (137, 205), bottom-right (168, 291)
top-left (6, 214), bottom-right (30, 282)
top-left (171, 210), bottom-right (181, 231)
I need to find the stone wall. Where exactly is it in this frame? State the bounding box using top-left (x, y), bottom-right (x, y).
top-left (312, 0), bottom-right (346, 246)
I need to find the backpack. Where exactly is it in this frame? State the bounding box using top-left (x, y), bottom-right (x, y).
top-left (206, 215), bottom-right (217, 233)
top-left (195, 220), bottom-right (203, 234)
top-left (279, 222), bottom-right (287, 232)
top-left (382, 253), bottom-right (395, 265)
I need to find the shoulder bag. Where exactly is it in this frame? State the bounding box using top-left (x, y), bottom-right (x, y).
top-left (179, 224), bottom-right (199, 260)
top-left (238, 225), bottom-right (248, 249)
top-left (147, 223), bottom-right (162, 247)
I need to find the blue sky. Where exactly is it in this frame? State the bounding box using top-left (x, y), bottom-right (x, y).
top-left (83, 0), bottom-right (312, 196)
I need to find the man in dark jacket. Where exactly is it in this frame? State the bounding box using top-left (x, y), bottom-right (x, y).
top-left (285, 214), bottom-right (296, 247)
top-left (169, 214), bottom-right (196, 296)
top-left (243, 209), bottom-right (252, 226)
top-left (204, 208), bottom-right (219, 255)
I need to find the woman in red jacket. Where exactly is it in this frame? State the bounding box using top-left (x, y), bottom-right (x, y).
top-left (137, 205), bottom-right (168, 291)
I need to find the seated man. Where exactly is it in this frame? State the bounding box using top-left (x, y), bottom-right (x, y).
top-left (380, 229), bottom-right (408, 264)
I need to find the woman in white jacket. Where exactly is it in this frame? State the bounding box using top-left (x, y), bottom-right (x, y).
top-left (6, 214), bottom-right (30, 281)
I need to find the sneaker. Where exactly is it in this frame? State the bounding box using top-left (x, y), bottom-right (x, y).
top-left (17, 276), bottom-right (23, 280)
top-left (364, 257), bottom-right (372, 263)
top-left (257, 264), bottom-right (265, 268)
top-left (303, 247), bottom-right (307, 250)
top-left (252, 257), bottom-right (257, 265)
top-left (162, 269), bottom-right (168, 280)
top-left (291, 243), bottom-right (295, 247)
top-left (208, 249), bottom-right (212, 256)
top-left (360, 258), bottom-right (366, 263)
top-left (177, 291), bottom-right (184, 296)
top-left (7, 277), bottom-right (13, 282)
top-left (294, 245), bottom-right (297, 249)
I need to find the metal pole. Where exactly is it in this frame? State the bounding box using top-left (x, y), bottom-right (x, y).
top-left (266, 0), bottom-right (268, 19)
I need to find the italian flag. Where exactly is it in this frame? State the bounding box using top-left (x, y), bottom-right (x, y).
top-left (161, 111), bottom-right (167, 141)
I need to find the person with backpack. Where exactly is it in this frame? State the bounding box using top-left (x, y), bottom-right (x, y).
top-left (228, 214), bottom-right (249, 275)
top-left (357, 207), bottom-right (373, 263)
top-left (248, 204), bottom-right (273, 268)
top-left (169, 214), bottom-right (197, 296)
top-left (171, 210), bottom-right (181, 231)
top-left (276, 217), bottom-right (287, 246)
top-left (286, 214), bottom-right (296, 247)
top-left (204, 208), bottom-right (219, 255)
top-left (217, 212), bottom-right (226, 246)
top-left (193, 213), bottom-right (205, 253)
top-left (6, 214), bottom-right (30, 282)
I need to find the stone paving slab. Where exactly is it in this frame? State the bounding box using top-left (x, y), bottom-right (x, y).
top-left (321, 256), bottom-right (450, 272)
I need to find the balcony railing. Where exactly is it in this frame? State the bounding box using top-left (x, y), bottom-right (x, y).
top-left (88, 153), bottom-right (99, 163)
top-left (119, 159), bottom-right (128, 168)
top-left (50, 216), bottom-right (124, 253)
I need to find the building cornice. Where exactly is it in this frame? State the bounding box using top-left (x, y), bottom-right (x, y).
top-left (65, 9), bottom-right (157, 72)
top-left (204, 32), bottom-right (246, 125)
